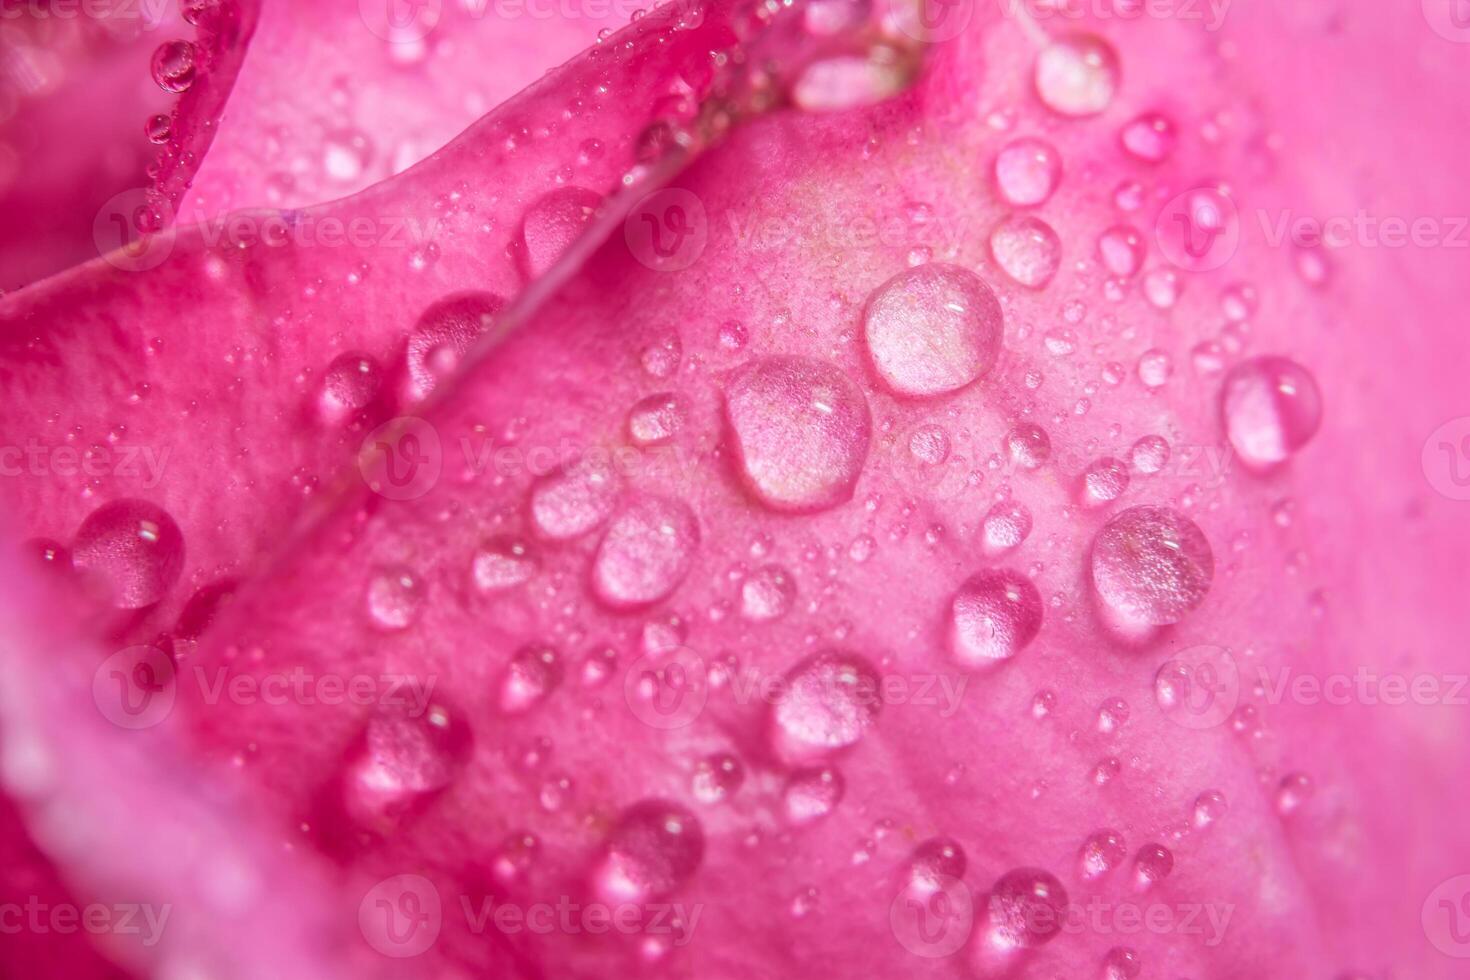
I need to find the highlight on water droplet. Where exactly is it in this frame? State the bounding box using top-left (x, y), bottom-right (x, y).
top-left (862, 263), bottom-right (1005, 397)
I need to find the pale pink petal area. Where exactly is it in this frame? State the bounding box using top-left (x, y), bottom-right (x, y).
top-left (0, 0), bottom-right (1466, 978)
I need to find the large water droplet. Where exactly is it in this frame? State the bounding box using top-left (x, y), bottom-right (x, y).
top-left (724, 356), bottom-right (871, 512)
top-left (771, 651), bottom-right (882, 762)
top-left (404, 293), bottom-right (504, 401)
top-left (995, 137), bottom-right (1062, 207)
top-left (1090, 506), bottom-right (1214, 626)
top-left (593, 800), bottom-right (705, 902)
top-left (591, 496), bottom-right (699, 609)
top-left (948, 569), bottom-right (1043, 667)
top-left (71, 499), bottom-right (185, 608)
top-left (1219, 356), bottom-right (1323, 470)
top-left (741, 564), bottom-right (796, 621)
top-left (519, 186), bottom-right (601, 278)
top-left (783, 766), bottom-right (845, 824)
top-left (529, 455), bottom-right (621, 540)
top-left (985, 868), bottom-right (1069, 948)
top-left (990, 214), bottom-right (1061, 289)
top-left (1035, 33), bottom-right (1119, 117)
top-left (862, 263), bottom-right (1005, 397)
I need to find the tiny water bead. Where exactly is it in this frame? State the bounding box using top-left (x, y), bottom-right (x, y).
top-left (1129, 434), bottom-right (1170, 474)
top-left (982, 500), bottom-right (1033, 555)
top-left (948, 569), bottom-right (1043, 667)
top-left (994, 137), bottom-right (1063, 207)
top-left (1079, 829), bottom-right (1127, 878)
top-left (1006, 422), bottom-right (1051, 469)
top-left (741, 564), bottom-right (796, 621)
top-left (1219, 356), bottom-right (1323, 470)
top-left (341, 704), bottom-right (470, 831)
top-left (1276, 772), bottom-right (1314, 815)
top-left (691, 753), bottom-right (745, 804)
top-left (1131, 843), bottom-right (1173, 890)
top-left (627, 393), bottom-right (687, 446)
top-left (990, 214), bottom-right (1062, 289)
top-left (71, 499), bottom-right (185, 609)
top-left (471, 536), bottom-right (537, 592)
top-left (1035, 33), bottom-right (1120, 117)
top-left (724, 356), bottom-right (871, 513)
top-left (907, 837), bottom-right (967, 892)
top-left (1080, 456), bottom-right (1129, 507)
top-left (318, 352), bottom-right (382, 423)
top-left (1097, 225), bottom-right (1145, 278)
top-left (529, 455), bottom-right (621, 541)
top-left (862, 264), bottom-right (1005, 397)
top-left (771, 651), bottom-right (883, 761)
top-left (985, 868), bottom-right (1069, 948)
top-left (519, 186), bottom-right (602, 278)
top-left (404, 293), bottom-right (504, 401)
top-left (591, 496), bottom-right (700, 609)
top-left (1096, 697), bottom-right (1130, 734)
top-left (498, 646), bottom-right (562, 713)
top-left (783, 766), bottom-right (845, 824)
top-left (1120, 111), bottom-right (1176, 163)
top-left (1090, 506), bottom-right (1214, 626)
top-left (365, 566), bottom-right (424, 630)
top-left (151, 40), bottom-right (197, 93)
top-left (593, 801), bottom-right (704, 902)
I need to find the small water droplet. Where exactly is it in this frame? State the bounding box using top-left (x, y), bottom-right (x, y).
top-left (771, 651), bottom-right (882, 761)
top-left (1276, 772), bottom-right (1313, 815)
top-left (591, 496), bottom-right (700, 609)
top-left (339, 703), bottom-right (469, 833)
top-left (1131, 843), bottom-right (1173, 890)
top-left (691, 753), bottom-right (745, 803)
top-left (627, 392), bottom-right (687, 446)
top-left (985, 868), bottom-right (1069, 948)
top-left (783, 766), bottom-right (845, 824)
top-left (529, 455), bottom-right (621, 540)
top-left (498, 645), bottom-right (562, 713)
top-left (365, 566), bottom-right (423, 630)
top-left (948, 569), bottom-right (1043, 667)
top-left (1096, 697), bottom-right (1130, 734)
top-left (472, 536), bottom-right (537, 592)
top-left (1101, 945), bottom-right (1143, 980)
top-left (1193, 789), bottom-right (1228, 827)
top-left (1120, 111), bottom-right (1176, 162)
top-left (741, 564), bottom-right (795, 621)
top-left (982, 500), bottom-right (1033, 556)
top-left (1090, 506), bottom-right (1214, 626)
top-left (318, 352), bottom-right (382, 423)
top-left (1005, 422), bottom-right (1051, 469)
top-left (1079, 829), bottom-right (1127, 878)
top-left (1143, 268), bottom-right (1181, 309)
top-left (1035, 33), bottom-right (1119, 117)
top-left (1219, 356), bottom-right (1323, 470)
top-left (990, 214), bottom-right (1062, 289)
top-left (519, 186), bottom-right (601, 278)
top-left (1032, 689), bottom-right (1058, 719)
top-left (1080, 456), bottom-right (1129, 507)
top-left (404, 293), bottom-right (503, 401)
top-left (593, 800), bottom-right (705, 902)
top-left (71, 499), bottom-right (185, 609)
top-left (151, 40), bottom-right (197, 93)
top-left (1129, 435), bottom-right (1170, 474)
top-left (994, 137), bottom-right (1062, 207)
top-left (1097, 225), bottom-right (1145, 278)
top-left (863, 264), bottom-right (1004, 397)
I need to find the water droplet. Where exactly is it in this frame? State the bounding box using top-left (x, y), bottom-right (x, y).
top-left (1035, 33), bottom-right (1119, 117)
top-left (1005, 422), bottom-right (1051, 469)
top-left (591, 496), bottom-right (699, 609)
top-left (71, 499), bottom-right (185, 609)
top-left (366, 566), bottom-right (423, 630)
top-left (790, 45), bottom-right (917, 112)
top-left (322, 128), bottom-right (373, 183)
top-left (340, 703), bottom-right (469, 832)
top-left (404, 293), bottom-right (504, 401)
top-left (907, 837), bottom-right (967, 892)
top-left (1097, 225), bottom-right (1145, 278)
top-left (717, 320), bottom-right (748, 351)
top-left (1080, 456), bottom-right (1129, 507)
top-left (1090, 506), bottom-right (1214, 626)
top-left (1096, 697), bottom-right (1129, 734)
top-left (982, 500), bottom-right (1033, 555)
top-left (783, 766), bottom-right (845, 824)
top-left (741, 564), bottom-right (795, 621)
top-left (1220, 282), bottom-right (1259, 321)
top-left (1131, 843), bottom-right (1173, 890)
top-left (691, 753), bottom-right (745, 803)
top-left (1092, 756), bottom-right (1122, 785)
top-left (1079, 829), bottom-right (1127, 879)
top-left (1101, 946), bottom-right (1143, 980)
top-left (498, 645), bottom-right (562, 713)
top-left (144, 114), bottom-right (172, 144)
top-left (529, 455), bottom-right (621, 540)
top-left (908, 423), bottom-right (952, 465)
top-left (492, 832), bottom-right (540, 884)
top-left (1129, 435), bottom-right (1170, 474)
top-left (1193, 789), bottom-right (1228, 827)
top-left (771, 651), bottom-right (882, 762)
top-left (472, 536), bottom-right (537, 592)
top-left (318, 352), bottom-right (382, 423)
top-left (1120, 111), bottom-right (1176, 162)
top-left (593, 800), bottom-right (705, 902)
top-left (520, 186), bottom-right (601, 278)
top-left (990, 214), bottom-right (1061, 289)
top-left (947, 569), bottom-right (1043, 667)
top-left (985, 868), bottom-right (1069, 948)
top-left (1143, 268), bottom-right (1181, 309)
top-left (724, 356), bottom-right (871, 513)
top-left (1219, 356), bottom-right (1323, 470)
top-left (1276, 772), bottom-right (1313, 815)
top-left (640, 333), bottom-right (682, 378)
top-left (863, 264), bottom-right (1005, 397)
top-left (1032, 689), bottom-right (1058, 719)
top-left (994, 137), bottom-right (1062, 207)
top-left (627, 393), bottom-right (687, 446)
top-left (151, 40), bottom-right (197, 93)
